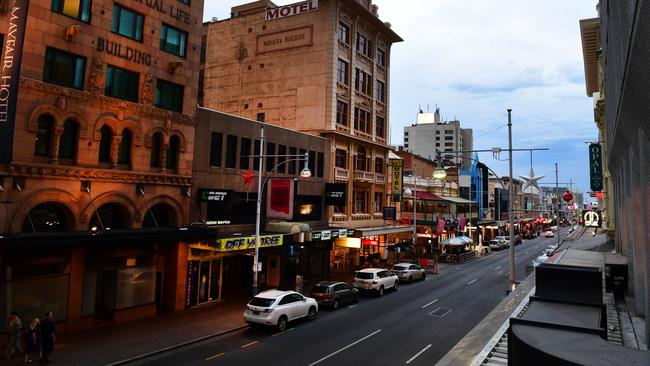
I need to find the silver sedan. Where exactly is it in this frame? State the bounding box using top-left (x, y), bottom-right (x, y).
top-left (391, 263), bottom-right (426, 282)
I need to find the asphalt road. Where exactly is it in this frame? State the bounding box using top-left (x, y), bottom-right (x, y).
top-left (129, 231), bottom-right (565, 366)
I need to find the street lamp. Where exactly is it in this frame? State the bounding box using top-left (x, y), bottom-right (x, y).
top-left (251, 126), bottom-right (311, 296)
top-left (432, 150), bottom-right (447, 180)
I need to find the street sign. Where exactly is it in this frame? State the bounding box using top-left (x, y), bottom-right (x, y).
top-left (583, 211), bottom-right (601, 227)
top-left (383, 206), bottom-right (396, 220)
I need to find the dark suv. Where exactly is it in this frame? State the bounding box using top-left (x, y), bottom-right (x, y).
top-left (309, 281), bottom-right (359, 309)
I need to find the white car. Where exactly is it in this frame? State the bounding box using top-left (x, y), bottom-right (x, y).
top-left (391, 263), bottom-right (426, 282)
top-left (533, 254), bottom-right (549, 267)
top-left (544, 230), bottom-right (554, 238)
top-left (244, 290), bottom-right (318, 331)
top-left (353, 268), bottom-right (399, 296)
top-left (544, 244), bottom-right (558, 256)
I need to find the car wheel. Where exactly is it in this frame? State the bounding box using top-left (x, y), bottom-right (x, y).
top-left (277, 315), bottom-right (288, 331)
top-left (394, 281), bottom-right (399, 291)
top-left (354, 294), bottom-right (359, 303)
top-left (422, 273), bottom-right (426, 281)
top-left (408, 276), bottom-right (413, 282)
top-left (332, 299), bottom-right (339, 310)
top-left (307, 306), bottom-right (317, 321)
top-left (378, 285), bottom-right (384, 297)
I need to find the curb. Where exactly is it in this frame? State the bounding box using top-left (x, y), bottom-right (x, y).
top-left (105, 324), bottom-right (250, 366)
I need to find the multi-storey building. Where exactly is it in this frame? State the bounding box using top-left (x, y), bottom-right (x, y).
top-left (403, 108), bottom-right (473, 169)
top-left (0, 0), bottom-right (204, 333)
top-left (202, 0), bottom-right (403, 273)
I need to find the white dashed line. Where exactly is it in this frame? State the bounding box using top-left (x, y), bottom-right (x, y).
top-left (494, 266), bottom-right (502, 270)
top-left (308, 329), bottom-right (382, 366)
top-left (405, 344), bottom-right (432, 364)
top-left (421, 299), bottom-right (439, 309)
top-left (467, 278), bottom-right (477, 285)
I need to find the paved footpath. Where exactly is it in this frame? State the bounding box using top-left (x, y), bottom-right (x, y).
top-left (5, 300), bottom-right (248, 366)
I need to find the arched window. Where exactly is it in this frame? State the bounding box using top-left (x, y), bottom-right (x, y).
top-left (356, 145), bottom-right (366, 171)
top-left (150, 132), bottom-right (162, 167)
top-left (166, 135), bottom-right (180, 170)
top-left (143, 203), bottom-right (177, 228)
top-left (22, 202), bottom-right (72, 232)
top-left (35, 114), bottom-right (54, 157)
top-left (58, 119), bottom-right (78, 161)
top-left (89, 202), bottom-right (130, 230)
top-left (118, 129), bottom-right (132, 165)
top-left (98, 125), bottom-right (112, 163)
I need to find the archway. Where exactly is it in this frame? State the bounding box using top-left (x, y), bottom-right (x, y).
top-left (22, 202), bottom-right (74, 233)
top-left (142, 203), bottom-right (178, 228)
top-left (89, 202), bottom-right (131, 230)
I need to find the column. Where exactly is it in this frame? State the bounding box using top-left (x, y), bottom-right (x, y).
top-left (66, 248), bottom-right (86, 334)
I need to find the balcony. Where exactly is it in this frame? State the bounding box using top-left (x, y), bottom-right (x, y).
top-left (335, 168), bottom-right (349, 181)
top-left (353, 170), bottom-right (386, 184)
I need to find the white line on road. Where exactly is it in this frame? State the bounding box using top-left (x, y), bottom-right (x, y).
top-left (406, 344), bottom-right (432, 364)
top-left (421, 299), bottom-right (439, 309)
top-left (494, 266), bottom-right (502, 270)
top-left (467, 278), bottom-right (477, 285)
top-left (428, 307), bottom-right (452, 317)
top-left (241, 341), bottom-right (258, 348)
top-left (497, 271), bottom-right (503, 275)
top-left (308, 329), bottom-right (382, 366)
top-left (348, 304), bottom-right (358, 309)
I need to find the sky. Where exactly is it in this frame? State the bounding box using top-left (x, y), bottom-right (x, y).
top-left (203, 0), bottom-right (599, 202)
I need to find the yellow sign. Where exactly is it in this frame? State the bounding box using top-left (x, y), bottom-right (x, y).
top-left (391, 159), bottom-right (403, 198)
top-left (190, 235), bottom-right (284, 252)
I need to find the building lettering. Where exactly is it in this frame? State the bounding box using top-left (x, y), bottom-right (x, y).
top-left (266, 0), bottom-right (318, 21)
top-left (97, 38), bottom-right (152, 66)
top-left (134, 0), bottom-right (191, 24)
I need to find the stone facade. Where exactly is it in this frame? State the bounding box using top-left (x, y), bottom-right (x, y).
top-left (202, 0), bottom-right (402, 230)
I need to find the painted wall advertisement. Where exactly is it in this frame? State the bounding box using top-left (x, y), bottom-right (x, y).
top-left (391, 159), bottom-right (403, 202)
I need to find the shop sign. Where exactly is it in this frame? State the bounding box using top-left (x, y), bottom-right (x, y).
top-left (583, 211), bottom-right (601, 227)
top-left (265, 0), bottom-right (318, 21)
top-left (185, 260), bottom-right (198, 308)
top-left (325, 183), bottom-right (347, 206)
top-left (217, 234), bottom-right (284, 251)
top-left (589, 143), bottom-right (603, 192)
top-left (198, 189), bottom-right (232, 203)
top-left (0, 1), bottom-right (30, 164)
top-left (267, 178), bottom-right (294, 220)
top-left (391, 159), bottom-right (403, 201)
top-left (96, 37), bottom-right (153, 66)
top-left (383, 207), bottom-right (397, 221)
top-left (311, 230), bottom-right (333, 241)
top-left (335, 237), bottom-right (361, 249)
top-left (134, 0), bottom-right (191, 24)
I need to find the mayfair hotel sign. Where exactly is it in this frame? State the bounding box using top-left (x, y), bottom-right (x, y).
top-left (265, 0), bottom-right (318, 21)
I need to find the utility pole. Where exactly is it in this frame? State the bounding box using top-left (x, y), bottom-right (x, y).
top-left (507, 109), bottom-right (515, 292)
top-left (253, 126), bottom-right (265, 296)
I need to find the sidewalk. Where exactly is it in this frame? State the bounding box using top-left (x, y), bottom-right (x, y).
top-left (5, 300), bottom-right (248, 366)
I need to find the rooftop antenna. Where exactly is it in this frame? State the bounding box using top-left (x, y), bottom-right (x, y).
top-left (427, 104), bottom-right (430, 112)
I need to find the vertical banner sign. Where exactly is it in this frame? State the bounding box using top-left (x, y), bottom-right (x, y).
top-left (589, 143), bottom-right (603, 192)
top-left (391, 159), bottom-right (403, 202)
top-left (266, 178), bottom-right (294, 219)
top-left (0, 1), bottom-right (30, 163)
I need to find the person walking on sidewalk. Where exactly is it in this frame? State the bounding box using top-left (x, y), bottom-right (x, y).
top-left (4, 310), bottom-right (22, 359)
top-left (24, 318), bottom-right (41, 363)
top-left (39, 312), bottom-right (55, 365)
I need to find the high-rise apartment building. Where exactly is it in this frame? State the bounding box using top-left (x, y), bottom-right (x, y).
top-left (403, 108), bottom-right (473, 169)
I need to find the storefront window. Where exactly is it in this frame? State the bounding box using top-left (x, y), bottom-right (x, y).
top-left (3, 275), bottom-right (69, 325)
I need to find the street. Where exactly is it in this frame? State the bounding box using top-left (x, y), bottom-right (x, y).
top-left (128, 231), bottom-right (563, 366)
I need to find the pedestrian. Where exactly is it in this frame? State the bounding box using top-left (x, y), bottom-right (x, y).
top-left (4, 310), bottom-right (22, 359)
top-left (39, 312), bottom-right (55, 365)
top-left (24, 318), bottom-right (41, 363)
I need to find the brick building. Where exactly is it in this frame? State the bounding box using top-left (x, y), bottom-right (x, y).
top-left (0, 0), bottom-right (204, 334)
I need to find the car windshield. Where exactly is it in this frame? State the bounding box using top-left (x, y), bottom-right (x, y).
top-left (496, 236), bottom-right (506, 240)
top-left (311, 285), bottom-right (330, 293)
top-left (249, 297), bottom-right (275, 307)
top-left (355, 272), bottom-right (374, 279)
top-left (392, 266), bottom-right (407, 271)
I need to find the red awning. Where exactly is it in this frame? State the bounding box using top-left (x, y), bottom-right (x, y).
top-left (415, 191), bottom-right (444, 201)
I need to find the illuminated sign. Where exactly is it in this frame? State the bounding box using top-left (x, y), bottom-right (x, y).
top-left (325, 183), bottom-right (347, 205)
top-left (265, 0), bottom-right (318, 21)
top-left (391, 160), bottom-right (403, 201)
top-left (589, 143), bottom-right (603, 192)
top-left (383, 207), bottom-right (397, 221)
top-left (198, 189), bottom-right (232, 202)
top-left (334, 237), bottom-right (361, 249)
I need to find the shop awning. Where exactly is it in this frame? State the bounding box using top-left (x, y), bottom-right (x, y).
top-left (353, 225), bottom-right (414, 236)
top-left (440, 196), bottom-right (476, 204)
top-left (415, 191), bottom-right (444, 201)
top-left (265, 221), bottom-right (310, 234)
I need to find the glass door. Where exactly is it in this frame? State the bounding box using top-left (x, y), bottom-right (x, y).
top-left (198, 261), bottom-right (210, 303)
top-left (209, 259), bottom-right (221, 302)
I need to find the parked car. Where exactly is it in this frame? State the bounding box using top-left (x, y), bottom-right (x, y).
top-left (544, 230), bottom-right (554, 238)
top-left (353, 268), bottom-right (399, 296)
top-left (244, 290), bottom-right (318, 331)
top-left (544, 244), bottom-right (558, 256)
top-left (525, 231), bottom-right (536, 239)
top-left (309, 281), bottom-right (359, 309)
top-left (533, 254), bottom-right (549, 267)
top-left (489, 236), bottom-right (507, 250)
top-left (391, 263), bottom-right (426, 282)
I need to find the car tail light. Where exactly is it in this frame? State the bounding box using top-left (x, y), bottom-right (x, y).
top-left (263, 308), bottom-right (274, 313)
top-left (372, 281), bottom-right (378, 285)
top-left (323, 294), bottom-right (333, 299)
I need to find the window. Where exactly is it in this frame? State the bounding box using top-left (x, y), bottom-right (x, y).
top-left (288, 147), bottom-right (297, 174)
top-left (209, 132), bottom-right (223, 167)
top-left (225, 135), bottom-right (237, 169)
top-left (336, 101), bottom-right (348, 126)
top-left (436, 131), bottom-right (440, 134)
top-left (337, 59), bottom-right (348, 84)
top-left (335, 149), bottom-right (347, 168)
top-left (308, 150), bottom-right (316, 177)
top-left (256, 113), bottom-right (265, 122)
top-left (354, 190), bottom-right (368, 214)
top-left (377, 48), bottom-right (386, 67)
top-left (58, 119), bottom-right (78, 160)
top-left (404, 137), bottom-right (408, 142)
top-left (117, 129), bottom-right (132, 165)
top-left (253, 140), bottom-right (261, 171)
top-left (160, 23), bottom-right (187, 57)
top-left (374, 192), bottom-right (383, 213)
top-left (98, 126), bottom-right (112, 163)
top-left (150, 133), bottom-right (162, 167)
top-left (277, 145), bottom-right (287, 174)
top-left (111, 4), bottom-right (144, 41)
top-left (266, 142), bottom-right (276, 172)
top-left (445, 142), bottom-right (453, 147)
top-left (404, 131), bottom-right (409, 136)
top-left (376, 116), bottom-right (385, 138)
top-left (445, 136), bottom-right (453, 141)
top-left (35, 115), bottom-right (54, 157)
top-left (51, 0), bottom-right (91, 22)
top-left (356, 33), bottom-right (372, 58)
top-left (375, 157), bottom-right (384, 174)
top-left (166, 135), bottom-right (180, 169)
top-left (105, 65), bottom-right (139, 102)
top-left (178, 0), bottom-right (190, 4)
top-left (355, 68), bottom-right (372, 95)
top-left (317, 152), bottom-right (324, 178)
top-left (337, 22), bottom-right (349, 44)
top-left (155, 79), bottom-right (184, 112)
top-left (239, 137), bottom-right (251, 170)
top-left (355, 146), bottom-right (366, 171)
top-left (445, 130), bottom-right (453, 134)
top-left (376, 80), bottom-right (385, 103)
top-left (43, 48), bottom-right (85, 89)
top-left (354, 108), bottom-right (371, 134)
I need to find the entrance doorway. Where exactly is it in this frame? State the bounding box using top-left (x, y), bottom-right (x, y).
top-left (196, 259), bottom-right (222, 305)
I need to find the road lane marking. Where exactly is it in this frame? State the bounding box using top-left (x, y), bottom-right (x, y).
top-left (497, 271), bottom-right (504, 275)
top-left (467, 278), bottom-right (477, 285)
top-left (348, 304), bottom-right (358, 309)
top-left (428, 307), bottom-right (452, 317)
top-left (406, 344), bottom-right (432, 364)
top-left (421, 299), bottom-right (439, 309)
top-left (308, 329), bottom-right (382, 366)
top-left (494, 266), bottom-right (502, 270)
top-left (205, 352), bottom-right (225, 361)
top-left (241, 341), bottom-right (258, 348)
